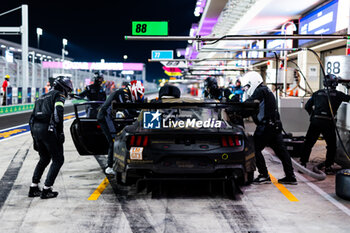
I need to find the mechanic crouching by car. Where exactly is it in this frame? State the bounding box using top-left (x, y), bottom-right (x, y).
top-left (241, 71), bottom-right (297, 185)
top-left (28, 76), bottom-right (73, 199)
top-left (300, 74), bottom-right (350, 174)
top-left (77, 72), bottom-right (106, 118)
top-left (97, 80), bottom-right (145, 175)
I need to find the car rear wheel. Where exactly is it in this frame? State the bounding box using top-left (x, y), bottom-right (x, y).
top-left (246, 171), bottom-right (254, 185)
top-left (223, 177), bottom-right (237, 200)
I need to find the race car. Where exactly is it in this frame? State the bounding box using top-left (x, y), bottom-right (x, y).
top-left (114, 98), bottom-right (257, 194)
top-left (70, 98), bottom-right (258, 198)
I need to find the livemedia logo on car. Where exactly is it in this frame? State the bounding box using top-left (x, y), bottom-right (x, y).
top-left (143, 110), bottom-right (223, 129)
top-left (143, 111), bottom-right (162, 129)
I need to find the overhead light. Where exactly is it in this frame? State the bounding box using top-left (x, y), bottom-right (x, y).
top-left (121, 70), bottom-right (134, 75)
top-left (9, 47), bottom-right (15, 51)
top-left (42, 55), bottom-right (46, 58)
top-left (36, 53), bottom-right (42, 57)
top-left (17, 49), bottom-right (22, 52)
top-left (1, 45), bottom-right (6, 48)
top-left (36, 27), bottom-right (43, 36)
top-left (47, 56), bottom-right (52, 59)
top-left (62, 38), bottom-right (68, 46)
top-left (211, 0), bottom-right (259, 37)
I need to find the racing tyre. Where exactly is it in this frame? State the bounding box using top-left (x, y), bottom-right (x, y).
top-left (224, 178), bottom-right (237, 200)
top-left (336, 169), bottom-right (350, 200)
top-left (246, 172), bottom-right (254, 185)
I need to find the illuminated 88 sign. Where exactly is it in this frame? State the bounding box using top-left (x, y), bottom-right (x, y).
top-left (135, 24), bottom-right (147, 33)
top-left (324, 55), bottom-right (350, 80)
top-left (326, 61), bottom-right (340, 74)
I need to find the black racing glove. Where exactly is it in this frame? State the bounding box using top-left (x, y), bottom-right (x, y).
top-left (59, 133), bottom-right (65, 144)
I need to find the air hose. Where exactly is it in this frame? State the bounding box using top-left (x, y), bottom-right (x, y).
top-left (291, 158), bottom-right (326, 180)
top-left (281, 128), bottom-right (326, 180)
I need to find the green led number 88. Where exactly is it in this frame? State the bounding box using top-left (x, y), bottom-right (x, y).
top-left (136, 24), bottom-right (147, 33)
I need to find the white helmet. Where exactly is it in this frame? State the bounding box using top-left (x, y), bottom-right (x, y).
top-left (241, 71), bottom-right (263, 97)
top-left (128, 80), bottom-right (145, 102)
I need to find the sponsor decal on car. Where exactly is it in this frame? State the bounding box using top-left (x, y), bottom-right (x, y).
top-left (143, 110), bottom-right (223, 129)
top-left (130, 147), bottom-right (143, 160)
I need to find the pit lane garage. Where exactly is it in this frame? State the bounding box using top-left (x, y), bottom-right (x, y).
top-left (70, 97), bottom-right (259, 198)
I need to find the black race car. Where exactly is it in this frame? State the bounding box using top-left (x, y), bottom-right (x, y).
top-left (70, 98), bottom-right (258, 197)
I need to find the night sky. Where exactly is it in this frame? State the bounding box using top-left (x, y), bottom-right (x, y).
top-left (0, 0), bottom-right (198, 82)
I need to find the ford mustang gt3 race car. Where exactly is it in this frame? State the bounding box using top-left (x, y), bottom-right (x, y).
top-left (70, 98), bottom-right (258, 197)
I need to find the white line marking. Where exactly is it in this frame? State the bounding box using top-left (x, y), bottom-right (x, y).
top-left (295, 173), bottom-right (350, 217)
top-left (0, 123), bottom-right (29, 132)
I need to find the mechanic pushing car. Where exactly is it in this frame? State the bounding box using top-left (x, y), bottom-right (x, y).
top-left (97, 80), bottom-right (145, 175)
top-left (241, 71), bottom-right (297, 185)
top-left (300, 74), bottom-right (350, 174)
top-left (77, 72), bottom-right (106, 118)
top-left (28, 76), bottom-right (73, 199)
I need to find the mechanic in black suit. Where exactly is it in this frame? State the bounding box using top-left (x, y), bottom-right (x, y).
top-left (78, 72), bottom-right (106, 118)
top-left (241, 71), bottom-right (297, 185)
top-left (300, 74), bottom-right (350, 174)
top-left (204, 77), bottom-right (244, 126)
top-left (29, 76), bottom-right (73, 199)
top-left (97, 80), bottom-right (145, 175)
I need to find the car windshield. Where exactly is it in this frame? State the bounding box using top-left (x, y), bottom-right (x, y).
top-left (141, 107), bottom-right (231, 130)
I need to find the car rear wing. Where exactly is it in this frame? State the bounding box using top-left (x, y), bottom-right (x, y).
top-left (111, 101), bottom-right (259, 117)
top-left (73, 101), bottom-right (260, 119)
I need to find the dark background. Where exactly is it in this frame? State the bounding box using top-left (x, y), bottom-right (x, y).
top-left (0, 0), bottom-right (198, 82)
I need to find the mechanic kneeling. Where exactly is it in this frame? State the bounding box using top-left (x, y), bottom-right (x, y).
top-left (300, 74), bottom-right (350, 174)
top-left (241, 71), bottom-right (297, 185)
top-left (97, 80), bottom-right (145, 175)
top-left (28, 76), bottom-right (73, 199)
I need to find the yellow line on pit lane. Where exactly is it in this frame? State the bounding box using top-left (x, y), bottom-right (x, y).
top-left (63, 114), bottom-right (75, 120)
top-left (269, 172), bottom-right (299, 202)
top-left (88, 177), bottom-right (110, 200)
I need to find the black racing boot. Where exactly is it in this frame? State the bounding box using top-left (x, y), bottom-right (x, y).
top-left (325, 167), bottom-right (335, 175)
top-left (40, 188), bottom-right (59, 199)
top-left (278, 176), bottom-right (297, 185)
top-left (253, 174), bottom-right (271, 184)
top-left (28, 186), bottom-right (42, 197)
